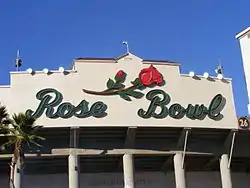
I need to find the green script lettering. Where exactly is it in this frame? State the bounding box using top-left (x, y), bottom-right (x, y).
top-left (25, 88), bottom-right (108, 119)
top-left (138, 89), bottom-right (169, 118)
top-left (26, 88), bottom-right (225, 121)
top-left (138, 89), bottom-right (225, 120)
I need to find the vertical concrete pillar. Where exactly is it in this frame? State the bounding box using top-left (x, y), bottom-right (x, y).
top-left (13, 158), bottom-right (23, 188)
top-left (69, 154), bottom-right (80, 188)
top-left (220, 154), bottom-right (232, 188)
top-left (173, 153), bottom-right (186, 188)
top-left (69, 127), bottom-right (80, 188)
top-left (123, 154), bottom-right (135, 188)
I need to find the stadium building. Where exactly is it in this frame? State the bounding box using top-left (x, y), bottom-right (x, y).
top-left (0, 41), bottom-right (249, 187)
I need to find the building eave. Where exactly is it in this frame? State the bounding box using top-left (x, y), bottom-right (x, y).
top-left (235, 27), bottom-right (250, 39)
top-left (75, 57), bottom-right (115, 61)
top-left (142, 59), bottom-right (180, 66)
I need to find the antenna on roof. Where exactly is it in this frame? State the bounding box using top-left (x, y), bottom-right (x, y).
top-left (122, 41), bottom-right (129, 53)
top-left (15, 50), bottom-right (22, 71)
top-left (215, 56), bottom-right (224, 76)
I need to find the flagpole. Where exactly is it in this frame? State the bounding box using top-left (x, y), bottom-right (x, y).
top-left (214, 56), bottom-right (224, 76)
top-left (15, 50), bottom-right (22, 72)
top-left (16, 50), bottom-right (20, 71)
top-left (122, 41), bottom-right (129, 53)
top-left (217, 56), bottom-right (223, 75)
top-left (126, 43), bottom-right (129, 53)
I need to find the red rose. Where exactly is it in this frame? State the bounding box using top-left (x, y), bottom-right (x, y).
top-left (116, 70), bottom-right (125, 78)
top-left (138, 65), bottom-right (163, 86)
top-left (115, 70), bottom-right (126, 82)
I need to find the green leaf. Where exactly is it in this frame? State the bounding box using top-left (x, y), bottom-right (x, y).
top-left (125, 90), bottom-right (144, 98)
top-left (131, 78), bottom-right (140, 85)
top-left (136, 83), bottom-right (145, 90)
top-left (119, 92), bottom-right (131, 101)
top-left (112, 83), bottom-right (125, 89)
top-left (115, 75), bottom-right (121, 83)
top-left (106, 78), bottom-right (115, 89)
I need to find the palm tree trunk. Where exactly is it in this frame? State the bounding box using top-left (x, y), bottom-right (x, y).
top-left (9, 157), bottom-right (15, 188)
top-left (10, 142), bottom-right (18, 188)
top-left (13, 156), bottom-right (23, 188)
top-left (13, 142), bottom-right (24, 188)
top-left (9, 141), bottom-right (23, 188)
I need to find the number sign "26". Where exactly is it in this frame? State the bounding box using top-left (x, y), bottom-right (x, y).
top-left (238, 117), bottom-right (249, 129)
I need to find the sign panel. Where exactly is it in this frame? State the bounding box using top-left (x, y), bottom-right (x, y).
top-left (238, 116), bottom-right (250, 129)
top-left (0, 54), bottom-right (238, 128)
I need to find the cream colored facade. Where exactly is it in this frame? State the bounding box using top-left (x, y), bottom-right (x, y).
top-left (0, 53), bottom-right (243, 188)
top-left (0, 53), bottom-right (238, 129)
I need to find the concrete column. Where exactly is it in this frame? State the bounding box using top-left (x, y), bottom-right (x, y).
top-left (69, 154), bottom-right (80, 188)
top-left (173, 153), bottom-right (186, 188)
top-left (123, 154), bottom-right (135, 188)
top-left (220, 154), bottom-right (232, 188)
top-left (13, 158), bottom-right (23, 188)
top-left (69, 127), bottom-right (80, 188)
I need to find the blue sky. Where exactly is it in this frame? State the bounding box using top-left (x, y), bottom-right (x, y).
top-left (0, 1), bottom-right (249, 116)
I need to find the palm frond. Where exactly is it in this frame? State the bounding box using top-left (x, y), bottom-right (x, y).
top-left (28, 135), bottom-right (45, 141)
top-left (0, 104), bottom-right (10, 135)
top-left (0, 104), bottom-right (8, 123)
top-left (0, 139), bottom-right (16, 151)
top-left (12, 113), bottom-right (38, 134)
top-left (28, 139), bottom-right (43, 148)
top-left (1, 112), bottom-right (45, 155)
top-left (0, 125), bottom-right (15, 135)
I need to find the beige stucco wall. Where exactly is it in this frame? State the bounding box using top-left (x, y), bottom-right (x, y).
top-left (0, 53), bottom-right (238, 129)
top-left (0, 172), bottom-right (249, 188)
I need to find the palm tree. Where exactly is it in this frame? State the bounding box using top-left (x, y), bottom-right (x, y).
top-left (0, 111), bottom-right (45, 188)
top-left (0, 103), bottom-right (10, 134)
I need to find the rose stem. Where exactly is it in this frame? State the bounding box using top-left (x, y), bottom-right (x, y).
top-left (82, 83), bottom-right (139, 95)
